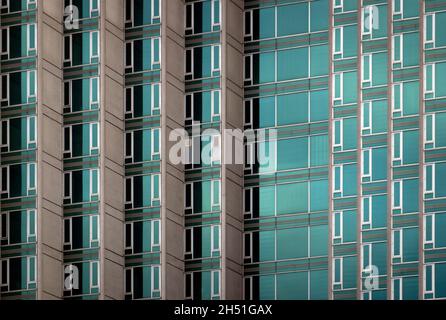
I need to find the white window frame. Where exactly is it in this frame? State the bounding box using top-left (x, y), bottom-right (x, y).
top-left (211, 90), bottom-right (221, 118)
top-left (333, 119), bottom-right (343, 149)
top-left (26, 256), bottom-right (36, 286)
top-left (151, 265), bottom-right (161, 296)
top-left (27, 70), bottom-right (36, 100)
top-left (244, 55), bottom-right (253, 82)
top-left (185, 3), bottom-right (194, 33)
top-left (392, 132), bottom-right (402, 162)
top-left (90, 168), bottom-right (99, 198)
top-left (424, 64), bottom-right (435, 97)
top-left (90, 261), bottom-right (99, 290)
top-left (1, 212), bottom-right (9, 242)
top-left (185, 227), bottom-right (193, 256)
top-left (125, 177), bottom-right (133, 206)
top-left (333, 257), bottom-right (343, 287)
top-left (151, 0), bottom-right (160, 20)
top-left (333, 165), bottom-right (343, 194)
top-left (151, 37), bottom-right (160, 66)
top-left (185, 48), bottom-right (193, 77)
top-left (362, 196), bottom-right (372, 225)
top-left (424, 164), bottom-right (435, 198)
top-left (424, 214), bottom-right (435, 246)
top-left (362, 243), bottom-right (372, 271)
top-left (362, 149), bottom-right (372, 180)
top-left (244, 232), bottom-right (253, 260)
top-left (1, 166), bottom-right (10, 196)
top-left (392, 278), bottom-right (403, 300)
top-left (125, 41), bottom-right (134, 70)
top-left (90, 31), bottom-right (99, 61)
top-left (333, 27), bottom-right (343, 56)
top-left (125, 222), bottom-right (133, 251)
top-left (151, 83), bottom-right (161, 113)
top-left (362, 54), bottom-right (372, 84)
top-left (125, 86), bottom-right (134, 116)
top-left (211, 134), bottom-right (221, 163)
top-left (211, 44), bottom-right (221, 73)
top-left (333, 211), bottom-right (343, 241)
top-left (392, 229), bottom-right (402, 259)
top-left (333, 73), bottom-right (344, 103)
top-left (1, 119), bottom-right (9, 149)
top-left (90, 0), bottom-right (99, 15)
top-left (151, 219), bottom-right (160, 248)
top-left (64, 172), bottom-right (72, 202)
top-left (185, 182), bottom-right (193, 210)
top-left (244, 10), bottom-right (253, 38)
top-left (211, 270), bottom-right (220, 299)
top-left (27, 23), bottom-right (36, 53)
top-left (27, 209), bottom-right (36, 240)
top-left (362, 101), bottom-right (372, 131)
top-left (424, 264), bottom-right (435, 295)
top-left (1, 74), bottom-right (9, 103)
top-left (64, 126), bottom-right (72, 156)
top-left (392, 35), bottom-right (402, 64)
top-left (1, 27), bottom-right (9, 57)
top-left (26, 116), bottom-right (36, 146)
top-left (64, 35), bottom-right (72, 64)
top-left (211, 0), bottom-right (221, 29)
top-left (151, 128), bottom-right (161, 159)
top-left (334, 0), bottom-right (343, 11)
top-left (151, 174), bottom-right (160, 203)
top-left (90, 215), bottom-right (99, 243)
top-left (424, 13), bottom-right (436, 46)
top-left (211, 179), bottom-right (221, 207)
top-left (393, 0), bottom-right (402, 15)
top-left (392, 180), bottom-right (403, 210)
top-left (27, 162), bottom-right (36, 193)
top-left (392, 83), bottom-right (402, 112)
top-left (90, 77), bottom-right (99, 105)
top-left (89, 122), bottom-right (99, 153)
top-left (211, 225), bottom-right (220, 255)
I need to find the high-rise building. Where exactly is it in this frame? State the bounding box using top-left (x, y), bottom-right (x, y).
top-left (1, 0), bottom-right (445, 300)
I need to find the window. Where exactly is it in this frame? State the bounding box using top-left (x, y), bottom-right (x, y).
top-left (424, 163), bottom-right (446, 199)
top-left (185, 225), bottom-right (221, 259)
top-left (185, 0), bottom-right (220, 35)
top-left (125, 174), bottom-right (161, 209)
top-left (125, 83), bottom-right (161, 118)
top-left (64, 215), bottom-right (99, 251)
top-left (333, 117), bottom-right (357, 151)
top-left (124, 219), bottom-right (160, 254)
top-left (425, 12), bottom-right (446, 49)
top-left (125, 128), bottom-right (161, 163)
top-left (362, 52), bottom-right (387, 87)
top-left (64, 169), bottom-right (99, 204)
top-left (392, 32), bottom-right (420, 68)
top-left (64, 31), bottom-right (100, 67)
top-left (425, 62), bottom-right (446, 99)
top-left (425, 112), bottom-right (446, 149)
top-left (125, 0), bottom-right (160, 27)
top-left (333, 25), bottom-right (357, 59)
top-left (125, 37), bottom-right (161, 73)
top-left (186, 45), bottom-right (221, 80)
top-left (27, 70), bottom-right (36, 100)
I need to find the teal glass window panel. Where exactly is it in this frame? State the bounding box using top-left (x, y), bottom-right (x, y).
top-left (426, 15), bottom-right (434, 43)
top-left (277, 137), bottom-right (308, 170)
top-left (310, 270), bottom-right (328, 300)
top-left (372, 195), bottom-right (387, 228)
top-left (403, 130), bottom-right (419, 165)
top-left (403, 179), bottom-right (419, 214)
top-left (371, 100), bottom-right (387, 133)
top-left (310, 225), bottom-right (328, 257)
top-left (402, 0), bottom-right (419, 18)
top-left (343, 0), bottom-right (358, 11)
top-left (343, 164), bottom-right (357, 196)
top-left (277, 227), bottom-right (308, 259)
top-left (402, 277), bottom-right (418, 300)
top-left (403, 227), bottom-right (419, 262)
top-left (435, 62), bottom-right (446, 97)
top-left (310, 0), bottom-right (329, 32)
top-left (277, 272), bottom-right (308, 300)
top-left (259, 231), bottom-right (275, 262)
top-left (403, 32), bottom-right (419, 67)
top-left (277, 47), bottom-right (308, 81)
top-left (436, 12), bottom-right (446, 47)
top-left (259, 275), bottom-right (275, 300)
top-left (310, 135), bottom-right (328, 166)
top-left (343, 25), bottom-right (358, 58)
top-left (277, 92), bottom-right (308, 126)
top-left (343, 256), bottom-right (357, 289)
top-left (201, 226), bottom-right (212, 258)
top-left (436, 263), bottom-right (446, 298)
top-left (343, 72), bottom-right (358, 104)
top-left (277, 3), bottom-right (308, 37)
top-left (403, 81), bottom-right (419, 116)
top-left (310, 90), bottom-right (329, 122)
top-left (435, 163), bottom-right (446, 198)
top-left (257, 97), bottom-right (275, 128)
top-left (372, 52), bottom-right (387, 86)
top-left (28, 24), bottom-right (36, 51)
top-left (435, 213), bottom-right (446, 248)
top-left (343, 210), bottom-right (357, 242)
top-left (343, 117), bottom-right (357, 150)
top-left (435, 112), bottom-right (446, 147)
top-left (372, 147), bottom-right (387, 181)
top-left (373, 4), bottom-right (388, 39)
top-left (277, 182), bottom-right (308, 214)
top-left (310, 179), bottom-right (328, 212)
top-left (254, 8), bottom-right (275, 40)
top-left (259, 186), bottom-right (275, 217)
top-left (254, 52), bottom-right (275, 84)
top-left (310, 45), bottom-right (329, 77)
top-left (372, 242), bottom-right (387, 274)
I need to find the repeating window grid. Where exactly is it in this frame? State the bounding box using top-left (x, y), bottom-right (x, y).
top-left (334, 0), bottom-right (343, 11)
top-left (392, 83), bottom-right (402, 113)
top-left (185, 227), bottom-right (193, 256)
top-left (126, 42), bottom-right (134, 69)
top-left (185, 3), bottom-right (194, 33)
top-left (211, 45), bottom-right (220, 73)
top-left (361, 243), bottom-right (372, 272)
top-left (151, 220), bottom-right (161, 248)
top-left (125, 87), bottom-right (134, 116)
top-left (211, 0), bottom-right (221, 28)
top-left (244, 55), bottom-right (253, 83)
top-left (210, 180), bottom-right (221, 207)
top-left (361, 6), bottom-right (373, 36)
top-left (151, 128), bottom-right (161, 159)
top-left (185, 48), bottom-right (193, 77)
top-left (211, 90), bottom-right (221, 118)
top-left (151, 37), bottom-right (160, 66)
top-left (89, 122), bottom-right (99, 152)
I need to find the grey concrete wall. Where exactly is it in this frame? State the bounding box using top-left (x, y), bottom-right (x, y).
top-left (99, 0), bottom-right (125, 300)
top-left (221, 0), bottom-right (244, 300)
top-left (161, 0), bottom-right (185, 300)
top-left (37, 0), bottom-right (65, 300)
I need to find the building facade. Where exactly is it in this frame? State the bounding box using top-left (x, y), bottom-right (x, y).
top-left (0, 0), bottom-right (445, 300)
